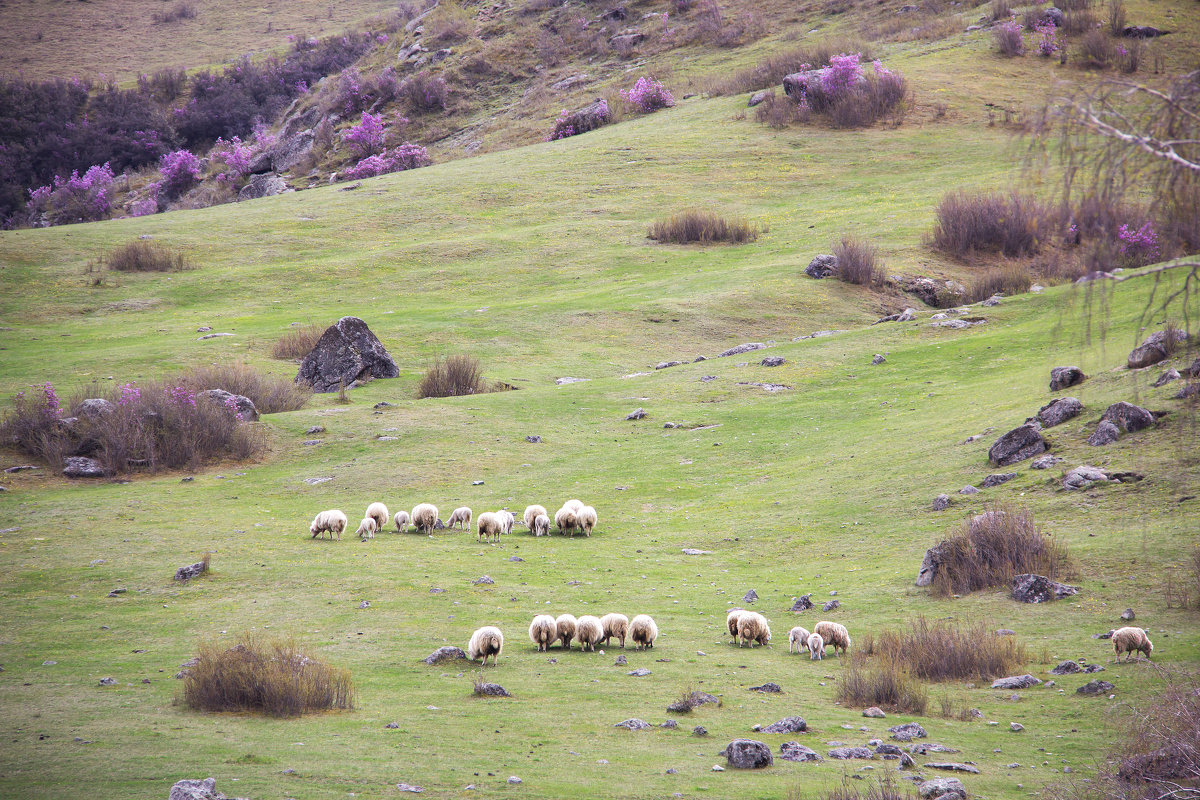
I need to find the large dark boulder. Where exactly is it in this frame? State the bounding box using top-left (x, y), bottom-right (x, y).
top-left (1087, 420), bottom-right (1121, 446)
top-left (1077, 679), bottom-right (1115, 695)
top-left (1012, 573), bottom-right (1078, 603)
top-left (989, 424), bottom-right (1047, 466)
top-left (915, 542), bottom-right (949, 587)
top-left (1101, 401), bottom-right (1155, 433)
top-left (889, 722), bottom-right (928, 741)
top-left (1127, 329), bottom-right (1187, 369)
top-left (721, 738), bottom-right (773, 769)
top-left (296, 317), bottom-right (399, 393)
top-left (1037, 397), bottom-right (1082, 428)
top-left (805, 254), bottom-right (837, 279)
top-left (1049, 366), bottom-right (1085, 391)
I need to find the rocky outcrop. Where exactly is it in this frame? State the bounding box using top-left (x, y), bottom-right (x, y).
top-left (1012, 573), bottom-right (1079, 603)
top-left (721, 739), bottom-right (773, 769)
top-left (989, 425), bottom-right (1046, 466)
top-left (1049, 366), bottom-right (1085, 391)
top-left (1037, 397), bottom-right (1082, 428)
top-left (296, 317), bottom-right (399, 393)
top-left (198, 389), bottom-right (259, 421)
top-left (805, 254), bottom-right (837, 279)
top-left (1127, 329), bottom-right (1187, 369)
top-left (238, 173), bottom-right (289, 201)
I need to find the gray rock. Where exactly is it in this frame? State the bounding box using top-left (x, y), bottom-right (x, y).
top-left (1063, 465), bottom-right (1111, 490)
top-left (958, 485), bottom-right (979, 494)
top-left (656, 361), bottom-right (686, 371)
top-left (525, 435), bottom-right (542, 443)
top-left (76, 398), bottom-right (116, 418)
top-left (989, 424), bottom-right (1047, 466)
top-left (1101, 401), bottom-right (1155, 433)
top-left (931, 494), bottom-right (951, 511)
top-left (550, 73), bottom-right (590, 91)
top-left (473, 575), bottom-right (494, 585)
top-left (1077, 680), bottom-right (1115, 695)
top-left (1050, 660), bottom-right (1081, 675)
top-left (395, 783), bottom-right (422, 793)
top-left (829, 747), bottom-right (874, 759)
top-left (1087, 420), bottom-right (1121, 446)
top-left (982, 295), bottom-right (1002, 306)
top-left (780, 742), bottom-right (823, 762)
top-left (1128, 329), bottom-right (1188, 369)
top-left (1093, 630), bottom-right (1114, 640)
top-left (864, 707), bottom-right (886, 718)
top-left (197, 389), bottom-right (259, 421)
top-left (509, 556), bottom-right (524, 562)
top-left (1123, 24), bottom-right (1164, 37)
top-left (743, 589), bottom-right (758, 603)
top-left (168, 778), bottom-right (245, 800)
top-left (1037, 397), bottom-right (1083, 428)
top-left (926, 763), bottom-right (980, 774)
top-left (996, 629), bottom-right (1015, 635)
top-left (992, 674), bottom-right (1042, 689)
top-left (1030, 455), bottom-right (1063, 470)
top-left (791, 594), bottom-right (813, 611)
top-left (1121, 608), bottom-right (1135, 621)
top-left (422, 646), bottom-right (467, 665)
top-left (1049, 366), bottom-right (1085, 391)
top-left (722, 739), bottom-right (774, 769)
top-left (1010, 722), bottom-right (1024, 732)
top-left (556, 377), bottom-right (589, 385)
top-left (295, 317), bottom-right (399, 393)
top-left (1083, 663), bottom-right (1106, 673)
top-left (271, 129), bottom-right (314, 172)
top-left (1153, 368), bottom-right (1181, 387)
top-left (173, 561), bottom-right (208, 582)
top-left (99, 676), bottom-right (117, 686)
top-left (63, 457), bottom-right (108, 478)
top-left (762, 716), bottom-right (807, 734)
top-left (876, 308), bottom-right (917, 323)
top-left (761, 356), bottom-right (786, 367)
top-left (981, 473), bottom-right (1017, 488)
top-left (661, 719), bottom-right (678, 729)
top-left (1012, 573), bottom-right (1078, 602)
top-left (506, 776), bottom-right (521, 784)
top-left (693, 726), bottom-right (708, 736)
top-left (305, 425), bottom-right (326, 434)
top-left (889, 722), bottom-right (927, 741)
top-left (626, 408), bottom-right (647, 420)
top-left (473, 682), bottom-right (511, 697)
top-left (1175, 382), bottom-right (1200, 400)
top-left (875, 743), bottom-right (905, 758)
top-left (806, 255), bottom-right (838, 279)
top-left (872, 353), bottom-right (886, 365)
top-left (823, 600), bottom-right (840, 611)
top-left (917, 776), bottom-right (967, 800)
top-left (718, 343), bottom-right (767, 358)
top-left (628, 668), bottom-right (652, 677)
top-left (608, 30), bottom-right (645, 50)
top-left (238, 172), bottom-right (289, 201)
top-left (614, 718), bottom-right (652, 730)
top-left (916, 542), bottom-right (948, 587)
top-left (197, 332), bottom-right (234, 340)
top-left (748, 90), bottom-right (771, 107)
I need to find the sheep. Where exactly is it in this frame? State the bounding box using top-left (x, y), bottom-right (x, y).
top-left (600, 613), bottom-right (629, 648)
top-left (788, 626), bottom-right (812, 654)
top-left (1112, 626), bottom-right (1154, 663)
top-left (564, 499), bottom-right (585, 513)
top-left (575, 615), bottom-right (603, 651)
top-left (726, 608), bottom-right (747, 639)
top-left (629, 614), bottom-right (659, 650)
top-left (393, 510), bottom-right (411, 533)
top-left (524, 505), bottom-right (548, 530)
top-left (477, 511), bottom-right (502, 544)
top-left (532, 514), bottom-right (551, 538)
top-left (807, 632), bottom-right (826, 661)
top-left (364, 502), bottom-right (389, 531)
top-left (497, 510), bottom-right (515, 536)
top-left (555, 506), bottom-right (579, 536)
top-left (737, 611), bottom-right (771, 648)
top-left (467, 625), bottom-right (504, 665)
top-left (447, 506), bottom-right (473, 531)
top-left (814, 620), bottom-right (851, 656)
top-left (529, 615), bottom-right (558, 652)
top-left (411, 503), bottom-right (439, 535)
top-left (354, 516), bottom-right (378, 541)
top-left (309, 509), bottom-right (348, 540)
top-left (578, 505), bottom-right (598, 537)
top-left (555, 614), bottom-right (577, 649)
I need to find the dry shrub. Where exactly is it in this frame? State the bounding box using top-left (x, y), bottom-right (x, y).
top-left (1076, 29), bottom-right (1116, 68)
top-left (827, 70), bottom-right (910, 128)
top-left (1107, 0), bottom-right (1126, 34)
top-left (837, 653), bottom-right (929, 713)
top-left (928, 504), bottom-right (1073, 597)
top-left (418, 354), bottom-right (485, 398)
top-left (833, 236), bottom-right (884, 287)
top-left (180, 362), bottom-right (312, 414)
top-left (1058, 0), bottom-right (1093, 9)
top-left (937, 693), bottom-right (981, 721)
top-left (931, 190), bottom-right (1050, 258)
top-left (755, 92), bottom-right (810, 128)
top-left (705, 38), bottom-right (872, 95)
top-left (271, 324), bottom-right (325, 361)
top-left (989, 0), bottom-right (1013, 21)
top-left (106, 240), bottom-right (189, 272)
top-left (873, 617), bottom-right (1027, 681)
top-left (425, 3), bottom-right (472, 44)
top-left (994, 21), bottom-right (1026, 56)
top-left (152, 1), bottom-right (197, 24)
top-left (401, 71), bottom-right (448, 112)
top-left (968, 262), bottom-right (1032, 301)
top-left (649, 210), bottom-right (761, 245)
top-left (796, 773), bottom-right (917, 800)
top-left (182, 633), bottom-right (353, 717)
top-left (1062, 8), bottom-right (1100, 34)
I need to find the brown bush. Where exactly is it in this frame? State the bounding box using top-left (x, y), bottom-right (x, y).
top-left (152, 1), bottom-right (197, 24)
top-left (401, 71), bottom-right (448, 112)
top-left (180, 362), bottom-right (312, 414)
top-left (106, 240), bottom-right (190, 272)
top-left (704, 38), bottom-right (872, 95)
top-left (837, 653), bottom-right (928, 713)
top-left (1062, 8), bottom-right (1100, 34)
top-left (182, 633), bottom-right (353, 717)
top-left (1107, 0), bottom-right (1126, 35)
top-left (989, 0), bottom-right (1014, 21)
top-left (931, 190), bottom-right (1050, 258)
top-left (418, 354), bottom-right (485, 398)
top-left (827, 70), bottom-right (909, 128)
top-left (271, 324), bottom-right (325, 361)
top-left (872, 617), bottom-right (1027, 681)
top-left (994, 20), bottom-right (1026, 56)
top-left (796, 774), bottom-right (917, 800)
top-left (968, 262), bottom-right (1032, 301)
top-left (832, 236), bottom-right (884, 287)
top-left (649, 210), bottom-right (761, 245)
top-left (755, 92), bottom-right (810, 128)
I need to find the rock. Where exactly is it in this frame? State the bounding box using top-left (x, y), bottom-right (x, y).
top-left (197, 389), bottom-right (259, 421)
top-left (1128, 329), bottom-right (1187, 369)
top-left (761, 356), bottom-right (786, 367)
top-left (1077, 680), bottom-right (1115, 695)
top-left (958, 485), bottom-right (979, 494)
top-left (1063, 465), bottom-right (1111, 490)
top-left (791, 594), bottom-right (813, 611)
top-left (1051, 661), bottom-right (1082, 675)
top-left (63, 457), bottom-right (108, 478)
top-left (1012, 573), bottom-right (1079, 602)
top-left (295, 317), bottom-right (398, 393)
top-left (358, 600), bottom-right (371, 609)
top-left (1037, 397), bottom-right (1083, 428)
top-left (916, 542), bottom-right (948, 587)
top-left (395, 783), bottom-right (422, 793)
top-left (238, 172), bottom-right (289, 201)
top-left (656, 361), bottom-right (686, 370)
top-left (981, 473), bottom-right (1017, 488)
top-left (626, 408), bottom-right (647, 420)
top-left (743, 589), bottom-right (758, 603)
top-left (1121, 608), bottom-right (1135, 621)
top-left (197, 332), bottom-right (234, 340)
top-left (780, 742), bottom-right (823, 762)
top-left (917, 777), bottom-right (967, 800)
top-left (613, 655), bottom-right (627, 666)
top-left (628, 668), bottom-right (652, 677)
top-left (749, 682), bottom-right (782, 693)
top-left (306, 425), bottom-right (326, 434)
top-left (876, 308), bottom-right (917, 324)
top-left (981, 295), bottom-right (1002, 307)
top-left (693, 726), bottom-right (708, 736)
top-left (661, 720), bottom-right (678, 730)
top-left (555, 377), bottom-right (589, 385)
top-left (1153, 368), bottom-right (1182, 387)
top-left (805, 255), bottom-right (838, 279)
top-left (271, 129), bottom-right (314, 172)
top-left (875, 743), bottom-right (905, 758)
top-left (509, 556), bottom-right (524, 562)
top-left (474, 682), bottom-right (511, 697)
top-left (1175, 383), bottom-right (1200, 400)
top-left (1093, 631), bottom-right (1114, 640)
top-left (864, 707), bottom-right (886, 718)
top-left (507, 776), bottom-right (522, 785)
top-left (898, 276), bottom-right (965, 307)
top-left (173, 560), bottom-right (208, 581)
top-left (614, 718), bottom-right (652, 730)
top-left (422, 646), bottom-right (468, 665)
top-left (762, 716), bottom-right (807, 734)
top-left (718, 343), bottom-right (767, 358)
top-left (996, 629), bottom-right (1015, 635)
top-left (823, 600), bottom-right (840, 611)
top-left (889, 723), bottom-right (927, 741)
top-left (76, 398), bottom-right (116, 418)
top-left (829, 747), bottom-right (874, 759)
top-left (989, 425), bottom-right (1047, 466)
top-left (4, 465), bottom-right (38, 473)
top-left (992, 674), bottom-right (1042, 689)
top-left (1030, 455), bottom-right (1063, 470)
top-left (99, 676), bottom-right (117, 686)
top-left (926, 763), bottom-right (980, 774)
top-left (931, 494), bottom-right (951, 511)
top-left (1049, 367), bottom-right (1086, 391)
top-left (931, 318), bottom-right (984, 330)
top-left (737, 381), bottom-right (791, 392)
top-left (872, 354), bottom-right (886, 365)
top-left (722, 739), bottom-right (774, 769)
top-left (1010, 722), bottom-right (1024, 732)
top-left (784, 66), bottom-right (867, 102)
top-left (682, 548), bottom-right (712, 555)
top-left (1102, 401), bottom-right (1155, 433)
top-left (1123, 24), bottom-right (1164, 37)
top-left (608, 30), bottom-right (645, 50)
top-left (1087, 420), bottom-right (1122, 446)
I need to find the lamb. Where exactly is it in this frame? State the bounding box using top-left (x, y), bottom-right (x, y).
top-left (629, 614), bottom-right (659, 650)
top-left (555, 614), bottom-right (577, 649)
top-left (467, 625), bottom-right (504, 665)
top-left (497, 510), bottom-right (515, 536)
top-left (477, 511), bottom-right (502, 544)
top-left (1112, 626), bottom-right (1154, 663)
top-left (309, 509), bottom-right (348, 540)
top-left (523, 505), bottom-right (548, 530)
top-left (807, 632), bottom-right (826, 660)
top-left (578, 505), bottom-right (598, 537)
top-left (814, 620), bottom-right (851, 656)
top-left (365, 502), bottom-right (389, 531)
top-left (393, 510), bottom-right (411, 533)
top-left (411, 503), bottom-right (439, 535)
top-left (575, 615), bottom-right (603, 651)
top-left (726, 608), bottom-right (746, 639)
top-left (600, 613), bottom-right (629, 648)
top-left (554, 506), bottom-right (579, 536)
top-left (532, 514), bottom-right (551, 538)
top-left (737, 611), bottom-right (771, 648)
top-left (354, 516), bottom-right (378, 541)
top-left (447, 507), bottom-right (473, 531)
top-left (788, 626), bottom-right (812, 654)
top-left (529, 615), bottom-right (558, 652)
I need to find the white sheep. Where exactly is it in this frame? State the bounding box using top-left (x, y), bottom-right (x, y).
top-left (529, 614), bottom-right (558, 652)
top-left (555, 506), bottom-right (579, 536)
top-left (447, 506), bottom-right (473, 531)
top-left (411, 503), bottom-right (439, 535)
top-left (365, 502), bottom-right (389, 531)
top-left (629, 614), bottom-right (659, 650)
top-left (1112, 626), bottom-right (1154, 663)
top-left (737, 611), bottom-right (771, 648)
top-left (523, 505), bottom-right (548, 530)
top-left (393, 510), bottom-right (411, 533)
top-left (788, 626), bottom-right (812, 654)
top-left (309, 509), bottom-right (348, 540)
top-left (477, 511), bottom-right (502, 544)
top-left (726, 608), bottom-right (746, 639)
top-left (354, 516), bottom-right (378, 541)
top-left (575, 615), bottom-right (603, 651)
top-left (814, 620), bottom-right (851, 656)
top-left (807, 632), bottom-right (825, 660)
top-left (578, 505), bottom-right (597, 537)
top-left (467, 625), bottom-right (504, 665)
top-left (564, 499), bottom-right (585, 513)
top-left (532, 514), bottom-right (550, 538)
top-left (497, 510), bottom-right (515, 536)
top-left (600, 613), bottom-right (629, 648)
top-left (555, 614), bottom-right (577, 649)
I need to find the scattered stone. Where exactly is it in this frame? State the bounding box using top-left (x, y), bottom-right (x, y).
top-left (167, 778), bottom-right (242, 800)
top-left (197, 332), bottom-right (234, 340)
top-left (302, 440), bottom-right (322, 446)
top-left (996, 629), bottom-right (1015, 635)
top-left (958, 485), bottom-right (979, 495)
top-left (525, 435), bottom-right (542, 443)
top-left (626, 408), bottom-right (647, 420)
top-left (1102, 401), bottom-right (1155, 433)
top-left (762, 716), bottom-right (807, 734)
top-left (1077, 680), bottom-right (1115, 696)
top-left (1121, 608), bottom-right (1136, 621)
top-left (682, 548), bottom-right (713, 555)
top-left (823, 600), bottom-right (840, 611)
top-left (761, 356), bottom-right (786, 367)
top-left (863, 707), bottom-right (886, 718)
top-left (1123, 24), bottom-right (1164, 37)
top-left (749, 683), bottom-right (782, 693)
top-left (295, 316), bottom-right (399, 393)
top-left (1030, 455), bottom-right (1063, 470)
top-left (1012, 573), bottom-right (1078, 603)
top-left (1037, 397), bottom-right (1083, 428)
top-left (4, 465), bottom-right (38, 473)
top-left (694, 726), bottom-right (709, 736)
top-left (1063, 465), bottom-right (1112, 490)
top-left (791, 594), bottom-right (813, 612)
top-left (358, 601), bottom-right (371, 609)
top-left (981, 472), bottom-right (1017, 488)
top-left (1010, 722), bottom-right (1024, 732)
top-left (736, 382), bottom-right (791, 391)
top-left (872, 354), bottom-right (886, 365)
top-left (926, 763), bottom-right (980, 774)
top-left (473, 682), bottom-right (511, 697)
top-left (628, 668), bottom-right (651, 677)
top-left (473, 576), bottom-right (494, 585)
top-left (1127, 329), bottom-right (1188, 369)
top-left (743, 589), bottom-right (758, 603)
top-left (556, 377), bottom-right (589, 385)
top-left (506, 776), bottom-right (521, 785)
top-left (395, 784), bottom-right (423, 793)
top-left (99, 677), bottom-right (117, 686)
top-left (385, 722), bottom-right (400, 729)
top-left (889, 723), bottom-right (927, 742)
top-left (173, 560), bottom-right (208, 582)
top-left (932, 494), bottom-right (951, 511)
top-left (656, 361), bottom-right (686, 370)
top-left (303, 477), bottom-right (332, 485)
top-left (1093, 631), bottom-right (1114, 640)
top-left (876, 308), bottom-right (917, 324)
top-left (875, 744), bottom-right (906, 759)
top-left (62, 457), bottom-right (108, 478)
top-left (780, 742), bottom-right (823, 762)
top-left (1082, 663), bottom-right (1105, 673)
top-left (423, 646), bottom-right (468, 665)
top-left (1051, 661), bottom-right (1082, 675)
top-left (991, 675), bottom-right (1042, 689)
top-left (806, 255), bottom-right (838, 279)
top-left (661, 720), bottom-right (678, 729)
top-left (1087, 420), bottom-right (1122, 446)
top-left (614, 655), bottom-right (627, 666)
top-left (711, 764), bottom-right (725, 771)
top-left (1050, 367), bottom-right (1086, 391)
top-left (239, 172), bottom-right (288, 200)
top-left (108, 588), bottom-right (127, 597)
top-left (1175, 383), bottom-right (1200, 400)
top-left (509, 556), bottom-right (524, 562)
top-left (982, 295), bottom-right (1002, 307)
top-left (748, 90), bottom-right (771, 107)
top-left (550, 73), bottom-right (590, 91)
top-left (829, 747), bottom-right (874, 759)
top-left (305, 425), bottom-right (325, 434)
top-left (1153, 368), bottom-right (1182, 387)
top-left (917, 777), bottom-right (967, 800)
top-left (722, 739), bottom-right (774, 769)
top-left (989, 424), bottom-right (1047, 466)
top-left (718, 343), bottom-right (767, 358)
top-left (614, 718), bottom-right (652, 730)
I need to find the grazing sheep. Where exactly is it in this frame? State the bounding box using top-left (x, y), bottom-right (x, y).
top-left (1112, 626), bottom-right (1154, 663)
top-left (354, 516), bottom-right (378, 541)
top-left (467, 625), bottom-right (504, 665)
top-left (575, 615), bottom-right (603, 651)
top-left (447, 506), bottom-right (473, 531)
top-left (555, 506), bottom-right (579, 536)
top-left (814, 620), bottom-right (851, 656)
top-left (727, 608), bottom-right (746, 639)
top-left (807, 632), bottom-right (826, 661)
top-left (309, 509), bottom-right (348, 540)
top-left (600, 613), bottom-right (629, 648)
top-left (411, 503), bottom-right (439, 535)
top-left (555, 614), bottom-right (577, 649)
top-left (393, 510), bottom-right (411, 533)
top-left (524, 505), bottom-right (548, 529)
top-left (788, 626), bottom-right (812, 654)
top-left (497, 510), bottom-right (515, 536)
top-left (737, 612), bottom-right (771, 648)
top-left (629, 614), bottom-right (659, 650)
top-left (578, 505), bottom-right (598, 537)
top-left (365, 502), bottom-right (389, 530)
top-left (477, 511), bottom-right (502, 544)
top-left (532, 514), bottom-right (551, 538)
top-left (529, 614), bottom-right (558, 652)
top-left (564, 499), bottom-right (585, 513)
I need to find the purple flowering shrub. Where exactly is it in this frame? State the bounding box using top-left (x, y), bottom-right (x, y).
top-left (1117, 221), bottom-right (1161, 266)
top-left (160, 149), bottom-right (203, 195)
top-left (781, 54), bottom-right (908, 128)
top-left (1034, 20), bottom-right (1060, 56)
top-left (994, 15), bottom-right (1026, 56)
top-left (548, 99), bottom-right (611, 140)
top-left (341, 112), bottom-right (387, 157)
top-left (210, 136), bottom-right (253, 186)
top-left (622, 77), bottom-right (675, 113)
top-left (342, 143), bottom-right (431, 180)
top-left (25, 163), bottom-right (116, 226)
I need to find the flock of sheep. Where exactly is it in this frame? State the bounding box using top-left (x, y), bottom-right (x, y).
top-left (307, 499), bottom-right (599, 542)
top-left (727, 609), bottom-right (851, 661)
top-left (465, 612), bottom-right (660, 665)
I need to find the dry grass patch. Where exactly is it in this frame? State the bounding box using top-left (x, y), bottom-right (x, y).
top-left (649, 210), bottom-right (762, 245)
top-left (836, 653), bottom-right (929, 713)
top-left (418, 354), bottom-right (485, 398)
top-left (968, 262), bottom-right (1033, 301)
top-left (833, 236), bottom-right (885, 287)
top-left (271, 324), bottom-right (326, 361)
top-left (864, 617), bottom-right (1028, 681)
top-left (180, 362), bottom-right (312, 414)
top-left (930, 190), bottom-right (1051, 258)
top-left (106, 240), bottom-right (190, 272)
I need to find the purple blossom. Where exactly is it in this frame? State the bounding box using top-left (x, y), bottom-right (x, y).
top-left (1117, 221), bottom-right (1160, 264)
top-left (212, 136), bottom-right (253, 184)
top-left (118, 383), bottom-right (142, 406)
top-left (1034, 20), bottom-right (1060, 56)
top-left (342, 143), bottom-right (431, 180)
top-left (341, 111), bottom-right (387, 157)
top-left (165, 386), bottom-right (197, 407)
top-left (26, 163), bottom-right (115, 225)
top-left (622, 77), bottom-right (675, 114)
top-left (34, 382), bottom-right (61, 418)
top-left (160, 149), bottom-right (203, 195)
top-left (820, 53), bottom-right (864, 98)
